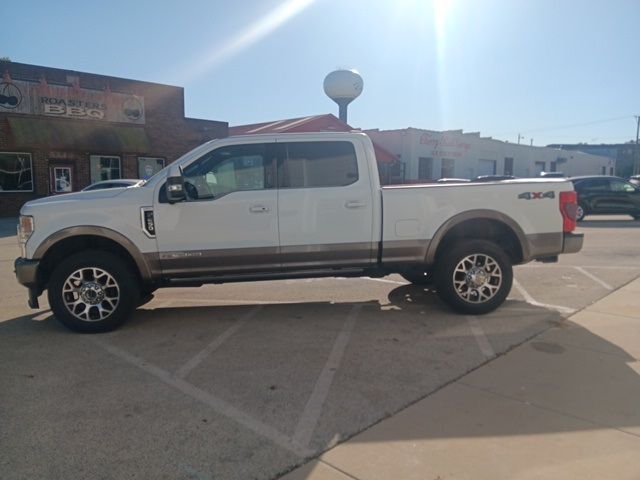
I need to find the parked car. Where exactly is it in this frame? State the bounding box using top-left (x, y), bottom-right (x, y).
top-left (435, 178), bottom-right (471, 183)
top-left (539, 172), bottom-right (566, 178)
top-left (629, 175), bottom-right (640, 187)
top-left (472, 175), bottom-right (516, 182)
top-left (82, 179), bottom-right (142, 191)
top-left (570, 175), bottom-right (640, 221)
top-left (15, 132), bottom-right (582, 332)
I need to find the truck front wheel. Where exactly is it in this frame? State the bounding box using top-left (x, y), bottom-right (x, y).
top-left (435, 240), bottom-right (512, 315)
top-left (48, 250), bottom-right (140, 333)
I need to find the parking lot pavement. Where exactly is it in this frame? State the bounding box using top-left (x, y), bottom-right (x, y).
top-left (283, 277), bottom-right (640, 480)
top-left (1, 215), bottom-right (639, 479)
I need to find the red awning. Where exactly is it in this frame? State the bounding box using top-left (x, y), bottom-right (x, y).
top-left (372, 142), bottom-right (397, 164)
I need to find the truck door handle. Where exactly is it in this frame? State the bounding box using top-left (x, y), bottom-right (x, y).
top-left (249, 204), bottom-right (270, 213)
top-left (345, 200), bottom-right (366, 209)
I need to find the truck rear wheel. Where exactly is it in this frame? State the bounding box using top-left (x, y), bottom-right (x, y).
top-left (48, 250), bottom-right (140, 333)
top-left (435, 240), bottom-right (512, 315)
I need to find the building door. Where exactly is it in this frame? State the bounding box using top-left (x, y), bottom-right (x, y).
top-left (49, 164), bottom-right (74, 194)
top-left (504, 157), bottom-right (514, 176)
top-left (277, 140), bottom-right (375, 268)
top-left (153, 142), bottom-right (280, 277)
top-left (478, 159), bottom-right (497, 176)
top-left (441, 158), bottom-right (455, 178)
top-left (418, 157), bottom-right (433, 180)
top-left (534, 161), bottom-right (546, 175)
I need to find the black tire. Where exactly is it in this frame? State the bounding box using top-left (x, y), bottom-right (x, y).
top-left (576, 203), bottom-right (587, 222)
top-left (400, 269), bottom-right (433, 285)
top-left (48, 250), bottom-right (140, 333)
top-left (435, 239), bottom-right (513, 315)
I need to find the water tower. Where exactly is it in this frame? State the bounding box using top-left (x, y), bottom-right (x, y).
top-left (323, 69), bottom-right (363, 123)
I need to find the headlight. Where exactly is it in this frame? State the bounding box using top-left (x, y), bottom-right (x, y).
top-left (18, 215), bottom-right (34, 244)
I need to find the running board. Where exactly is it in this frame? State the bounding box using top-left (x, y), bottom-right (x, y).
top-left (163, 268), bottom-right (367, 286)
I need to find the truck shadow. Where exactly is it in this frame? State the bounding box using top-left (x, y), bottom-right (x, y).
top-left (1, 284), bottom-right (639, 477)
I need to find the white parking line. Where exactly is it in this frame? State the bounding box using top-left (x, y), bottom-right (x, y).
top-left (293, 304), bottom-right (362, 448)
top-left (573, 266), bottom-right (614, 291)
top-left (517, 264), bottom-right (640, 269)
top-left (91, 337), bottom-right (311, 458)
top-left (467, 316), bottom-right (496, 360)
top-left (512, 278), bottom-right (577, 315)
top-left (175, 306), bottom-right (262, 379)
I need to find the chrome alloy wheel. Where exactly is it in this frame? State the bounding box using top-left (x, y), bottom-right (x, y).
top-left (576, 205), bottom-right (585, 221)
top-left (452, 254), bottom-right (503, 304)
top-left (62, 268), bottom-right (120, 321)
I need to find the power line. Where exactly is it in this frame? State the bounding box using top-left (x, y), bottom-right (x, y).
top-left (493, 115), bottom-right (635, 136)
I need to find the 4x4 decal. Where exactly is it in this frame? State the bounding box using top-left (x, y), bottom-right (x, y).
top-left (518, 191), bottom-right (555, 200)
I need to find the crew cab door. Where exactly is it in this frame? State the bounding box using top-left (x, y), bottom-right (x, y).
top-left (153, 142), bottom-right (280, 277)
top-left (277, 140), bottom-right (375, 269)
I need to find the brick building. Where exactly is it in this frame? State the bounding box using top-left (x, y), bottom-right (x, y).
top-left (0, 61), bottom-right (227, 216)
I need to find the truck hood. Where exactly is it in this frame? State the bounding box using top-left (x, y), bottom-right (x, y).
top-left (20, 186), bottom-right (155, 219)
top-left (23, 188), bottom-right (128, 208)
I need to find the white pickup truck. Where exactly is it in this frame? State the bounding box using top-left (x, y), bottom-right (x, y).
top-left (14, 132), bottom-right (582, 332)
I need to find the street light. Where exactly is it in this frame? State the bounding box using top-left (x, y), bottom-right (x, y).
top-left (634, 115), bottom-right (640, 175)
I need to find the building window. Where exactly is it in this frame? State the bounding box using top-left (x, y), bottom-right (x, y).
top-left (441, 158), bottom-right (455, 178)
top-left (418, 157), bottom-right (433, 180)
top-left (52, 166), bottom-right (73, 193)
top-left (280, 141), bottom-right (358, 188)
top-left (90, 155), bottom-right (121, 183)
top-left (504, 157), bottom-right (514, 176)
top-left (550, 161), bottom-right (557, 172)
top-left (138, 157), bottom-right (165, 179)
top-left (0, 152), bottom-right (33, 192)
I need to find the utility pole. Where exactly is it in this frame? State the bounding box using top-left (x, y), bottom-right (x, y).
top-left (518, 133), bottom-right (524, 144)
top-left (530, 138), bottom-right (533, 146)
top-left (635, 115), bottom-right (640, 175)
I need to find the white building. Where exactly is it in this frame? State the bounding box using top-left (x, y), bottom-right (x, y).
top-left (366, 128), bottom-right (615, 183)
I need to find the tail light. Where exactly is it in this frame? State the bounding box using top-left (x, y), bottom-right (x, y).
top-left (560, 191), bottom-right (577, 233)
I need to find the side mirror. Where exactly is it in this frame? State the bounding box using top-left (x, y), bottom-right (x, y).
top-left (166, 165), bottom-right (186, 203)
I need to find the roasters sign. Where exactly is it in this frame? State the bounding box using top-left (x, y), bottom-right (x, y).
top-left (0, 78), bottom-right (145, 124)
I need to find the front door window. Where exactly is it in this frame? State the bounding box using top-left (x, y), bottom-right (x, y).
top-left (182, 143), bottom-right (273, 200)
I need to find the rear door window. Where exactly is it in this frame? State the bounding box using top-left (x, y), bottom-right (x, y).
top-left (279, 141), bottom-right (358, 188)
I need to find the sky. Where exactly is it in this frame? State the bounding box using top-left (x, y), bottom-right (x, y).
top-left (2, 0), bottom-right (639, 146)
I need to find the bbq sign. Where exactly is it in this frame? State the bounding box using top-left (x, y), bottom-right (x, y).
top-left (0, 79), bottom-right (145, 124)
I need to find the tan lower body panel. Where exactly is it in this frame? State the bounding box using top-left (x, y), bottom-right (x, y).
top-left (153, 242), bottom-right (376, 278)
